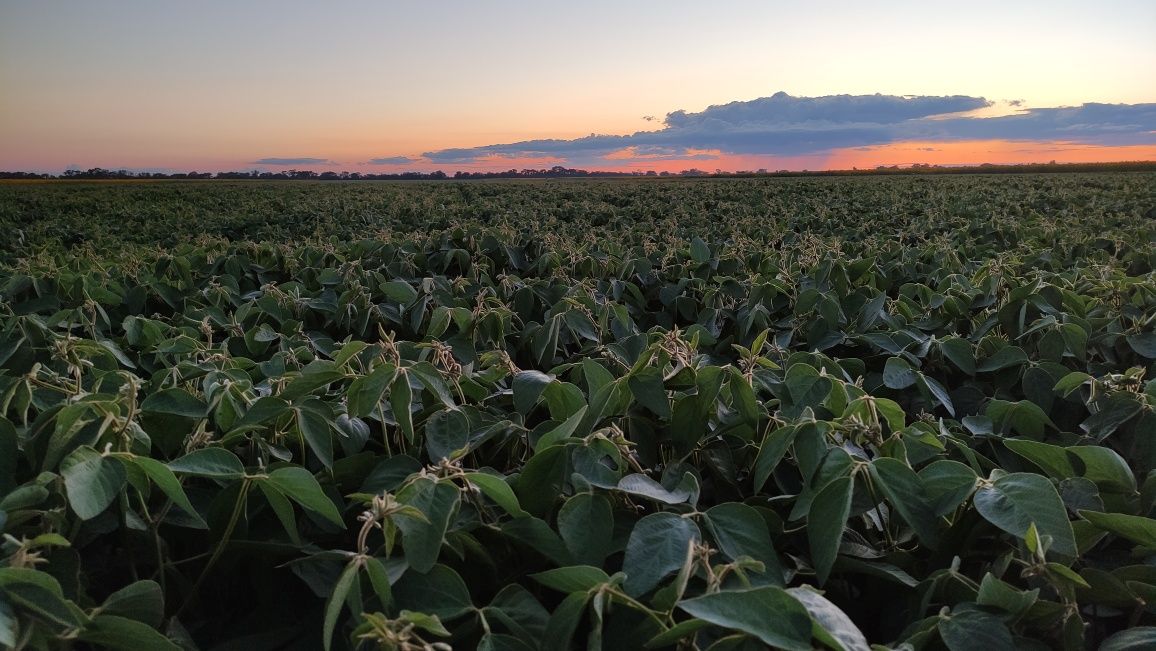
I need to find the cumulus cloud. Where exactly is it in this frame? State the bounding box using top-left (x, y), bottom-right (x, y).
top-left (251, 157), bottom-right (332, 166)
top-left (366, 156), bottom-right (420, 165)
top-left (905, 103), bottom-right (1156, 145)
top-left (603, 146), bottom-right (720, 161)
top-left (420, 92), bottom-right (1156, 165)
top-left (662, 92), bottom-right (988, 130)
top-left (424, 134), bottom-right (634, 164)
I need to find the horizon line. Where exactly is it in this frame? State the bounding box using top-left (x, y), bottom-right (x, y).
top-left (4, 159), bottom-right (1156, 180)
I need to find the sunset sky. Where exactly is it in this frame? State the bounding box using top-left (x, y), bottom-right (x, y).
top-left (2, 1), bottom-right (1154, 173)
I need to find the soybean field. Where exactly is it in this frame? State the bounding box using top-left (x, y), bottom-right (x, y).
top-left (1, 173), bottom-right (1156, 650)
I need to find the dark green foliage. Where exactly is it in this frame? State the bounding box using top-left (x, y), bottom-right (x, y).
top-left (1, 174), bottom-right (1155, 649)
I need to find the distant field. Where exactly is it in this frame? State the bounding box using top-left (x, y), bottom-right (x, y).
top-left (3, 173), bottom-right (1154, 260)
top-left (2, 174), bottom-right (1156, 649)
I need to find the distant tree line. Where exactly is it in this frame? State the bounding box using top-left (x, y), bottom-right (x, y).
top-left (2, 161), bottom-right (1154, 181)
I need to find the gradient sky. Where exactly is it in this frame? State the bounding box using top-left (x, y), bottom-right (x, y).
top-left (2, 1), bottom-right (1155, 173)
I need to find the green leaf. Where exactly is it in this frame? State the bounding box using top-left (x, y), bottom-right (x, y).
top-left (463, 472), bottom-right (527, 518)
top-left (727, 367), bottom-right (760, 425)
top-left (395, 477), bottom-right (460, 572)
top-left (1003, 439), bottom-right (1076, 479)
top-left (410, 362), bottom-right (457, 409)
top-left (791, 446), bottom-right (853, 521)
top-left (918, 373), bottom-right (956, 416)
top-left (534, 405), bottom-right (588, 452)
top-left (40, 405), bottom-right (97, 472)
top-left (141, 388), bottom-right (206, 419)
top-left (78, 615), bottom-right (180, 651)
top-left (61, 445), bottom-right (126, 520)
top-left (425, 408), bottom-right (471, 462)
top-left (939, 336), bottom-right (976, 375)
top-left (752, 424), bottom-right (800, 493)
top-left (231, 396), bottom-right (290, 431)
top-left (1127, 333), bottom-right (1156, 358)
top-left (0, 597), bottom-right (15, 649)
top-left (0, 568), bottom-right (67, 595)
top-left (784, 364), bottom-right (832, 412)
top-left (398, 610), bottom-right (451, 637)
top-left (670, 396), bottom-right (708, 454)
top-left (514, 445), bottom-right (568, 517)
top-left (25, 533), bottom-right (68, 549)
top-left (257, 481), bottom-right (301, 545)
top-left (577, 377), bottom-right (621, 438)
top-left (1067, 445), bottom-right (1136, 492)
top-left (703, 502), bottom-right (784, 586)
top-left (809, 476), bottom-right (853, 585)
top-left (1059, 477), bottom-right (1103, 515)
top-left (391, 371), bottom-right (415, 444)
top-left (360, 454), bottom-right (421, 494)
top-left (1053, 371), bottom-right (1091, 396)
top-left (363, 556), bottom-right (393, 609)
top-left (380, 280), bottom-right (418, 303)
top-left (617, 473), bottom-right (694, 504)
top-left (531, 566), bottom-right (611, 593)
top-left (976, 573), bottom-right (1038, 619)
top-left (1078, 511), bottom-right (1156, 548)
top-left (936, 606), bottom-right (1014, 651)
top-left (332, 340), bottom-right (368, 366)
top-left (628, 366), bottom-right (670, 418)
top-left (124, 456), bottom-right (206, 527)
top-left (1083, 392), bottom-right (1144, 441)
top-left (478, 633), bottom-right (536, 651)
top-left (557, 493), bottom-right (614, 566)
top-left (974, 472), bottom-right (1077, 556)
top-left (323, 562), bottom-right (358, 651)
top-left (1060, 323), bottom-right (1088, 362)
top-left (986, 399), bottom-right (1054, 438)
top-left (392, 564), bottom-right (473, 620)
top-left (1101, 627), bottom-right (1156, 651)
top-left (296, 407), bottom-right (334, 469)
top-left (486, 584), bottom-right (549, 644)
top-left (263, 466), bottom-right (344, 526)
top-left (869, 457), bottom-right (941, 548)
top-left (677, 587), bottom-right (812, 651)
top-left (167, 447), bottom-right (245, 479)
top-left (542, 380), bottom-right (586, 420)
top-left (499, 517), bottom-right (575, 567)
top-left (1, 580), bottom-right (80, 628)
top-left (100, 580), bottom-right (164, 628)
top-left (540, 590), bottom-right (589, 651)
top-left (346, 364), bottom-right (397, 418)
top-left (581, 358), bottom-right (615, 396)
top-left (977, 346), bottom-right (1028, 373)
top-left (644, 619), bottom-right (712, 649)
top-left (883, 356), bottom-right (918, 389)
top-left (512, 370), bottom-right (552, 414)
top-left (786, 586), bottom-right (871, 651)
top-left (873, 398), bottom-right (906, 432)
top-left (622, 512), bottom-right (701, 596)
top-left (919, 460), bottom-right (978, 517)
top-left (689, 236), bottom-right (711, 263)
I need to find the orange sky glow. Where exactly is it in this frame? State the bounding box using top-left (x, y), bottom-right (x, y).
top-left (10, 140), bottom-right (1148, 176)
top-left (823, 140), bottom-right (1156, 170)
top-left (397, 141), bottom-right (1156, 175)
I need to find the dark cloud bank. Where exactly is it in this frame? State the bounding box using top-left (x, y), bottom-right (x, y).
top-left (415, 92), bottom-right (1156, 165)
top-left (251, 157), bottom-right (333, 166)
top-left (366, 156), bottom-right (419, 165)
